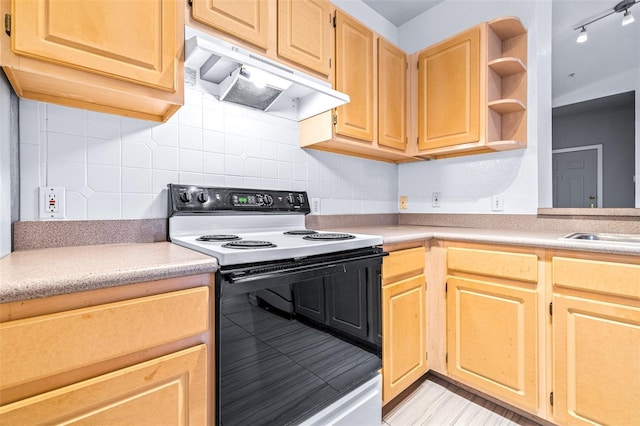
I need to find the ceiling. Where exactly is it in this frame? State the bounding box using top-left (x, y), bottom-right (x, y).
top-left (361, 0), bottom-right (444, 26)
top-left (359, 0), bottom-right (639, 102)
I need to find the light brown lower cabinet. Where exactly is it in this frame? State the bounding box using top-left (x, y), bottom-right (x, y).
top-left (550, 253), bottom-right (640, 425)
top-left (382, 246), bottom-right (427, 403)
top-left (446, 244), bottom-right (540, 413)
top-left (0, 276), bottom-right (213, 424)
top-left (0, 345), bottom-right (207, 425)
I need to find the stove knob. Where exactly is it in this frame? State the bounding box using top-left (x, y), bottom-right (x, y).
top-left (197, 192), bottom-right (209, 203)
top-left (287, 194), bottom-right (295, 204)
top-left (263, 194), bottom-right (274, 206)
top-left (179, 191), bottom-right (192, 203)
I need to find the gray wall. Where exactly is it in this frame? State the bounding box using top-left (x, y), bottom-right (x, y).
top-left (552, 94), bottom-right (636, 208)
top-left (0, 70), bottom-right (19, 257)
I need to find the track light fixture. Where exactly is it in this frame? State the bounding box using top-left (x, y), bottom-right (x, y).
top-left (573, 0), bottom-right (638, 43)
top-left (576, 26), bottom-right (588, 43)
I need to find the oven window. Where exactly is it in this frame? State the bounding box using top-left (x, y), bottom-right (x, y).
top-left (218, 259), bottom-right (382, 425)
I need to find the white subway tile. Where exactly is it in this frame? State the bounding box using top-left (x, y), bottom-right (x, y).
top-left (87, 137), bottom-right (120, 166)
top-left (47, 132), bottom-right (85, 163)
top-left (151, 122), bottom-right (179, 147)
top-left (244, 138), bottom-right (261, 158)
top-left (184, 88), bottom-right (203, 107)
top-left (293, 163), bottom-right (307, 181)
top-left (203, 130), bottom-right (225, 153)
top-left (179, 125), bottom-right (203, 150)
top-left (243, 117), bottom-right (261, 139)
top-left (261, 141), bottom-right (278, 160)
top-left (203, 174), bottom-right (225, 186)
top-left (278, 162), bottom-right (293, 180)
top-left (277, 144), bottom-right (294, 162)
top-left (47, 104), bottom-right (85, 136)
top-left (121, 117), bottom-right (152, 144)
top-left (224, 133), bottom-right (245, 156)
top-left (259, 120), bottom-right (278, 142)
top-left (243, 177), bottom-right (263, 188)
top-left (223, 113), bottom-right (244, 135)
top-left (224, 155), bottom-right (243, 176)
top-left (122, 194), bottom-right (152, 219)
top-left (262, 159), bottom-right (278, 179)
top-left (152, 146), bottom-right (179, 171)
top-left (122, 167), bottom-right (151, 193)
top-left (87, 193), bottom-right (121, 219)
top-left (202, 108), bottom-right (225, 132)
top-left (48, 161), bottom-right (86, 191)
top-left (243, 157), bottom-right (261, 178)
top-left (88, 165), bottom-right (121, 192)
top-left (122, 142), bottom-right (151, 169)
top-left (179, 103), bottom-right (203, 128)
top-left (179, 172), bottom-right (203, 184)
top-left (225, 175), bottom-right (244, 187)
top-left (86, 111), bottom-right (121, 139)
top-left (65, 191), bottom-right (87, 219)
top-left (19, 100), bottom-right (40, 145)
top-left (152, 170), bottom-right (179, 193)
top-left (203, 152), bottom-right (224, 174)
top-left (179, 149), bottom-right (203, 173)
top-left (150, 191), bottom-right (168, 218)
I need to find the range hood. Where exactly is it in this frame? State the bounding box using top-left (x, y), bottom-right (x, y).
top-left (184, 27), bottom-right (349, 121)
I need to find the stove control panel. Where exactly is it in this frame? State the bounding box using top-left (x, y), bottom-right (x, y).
top-left (168, 184), bottom-right (311, 215)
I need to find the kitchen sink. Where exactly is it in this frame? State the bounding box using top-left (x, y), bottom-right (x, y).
top-left (562, 232), bottom-right (640, 244)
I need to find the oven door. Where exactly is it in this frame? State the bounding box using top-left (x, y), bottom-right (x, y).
top-left (216, 247), bottom-right (386, 426)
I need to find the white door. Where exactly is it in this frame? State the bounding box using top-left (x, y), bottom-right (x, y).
top-left (553, 148), bottom-right (600, 208)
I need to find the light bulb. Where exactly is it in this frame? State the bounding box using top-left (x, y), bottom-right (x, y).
top-left (576, 27), bottom-right (588, 43)
top-left (622, 9), bottom-right (634, 26)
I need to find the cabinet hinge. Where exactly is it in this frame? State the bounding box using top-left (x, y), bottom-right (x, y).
top-left (332, 16), bottom-right (336, 28)
top-left (425, 280), bottom-right (428, 290)
top-left (549, 302), bottom-right (553, 316)
top-left (417, 61), bottom-right (419, 69)
top-left (445, 352), bottom-right (448, 364)
top-left (4, 14), bottom-right (10, 36)
top-left (188, 0), bottom-right (193, 6)
top-left (416, 137), bottom-right (419, 145)
top-left (333, 114), bottom-right (337, 125)
top-left (445, 281), bottom-right (448, 293)
top-left (550, 392), bottom-right (554, 406)
top-left (329, 58), bottom-right (331, 68)
top-left (426, 351), bottom-right (428, 360)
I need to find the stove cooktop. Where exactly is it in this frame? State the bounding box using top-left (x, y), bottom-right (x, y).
top-left (167, 184), bottom-right (383, 265)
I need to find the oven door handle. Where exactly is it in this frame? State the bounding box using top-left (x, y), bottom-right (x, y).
top-left (221, 251), bottom-right (386, 295)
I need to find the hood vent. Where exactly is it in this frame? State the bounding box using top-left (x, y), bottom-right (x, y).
top-left (184, 27), bottom-right (349, 121)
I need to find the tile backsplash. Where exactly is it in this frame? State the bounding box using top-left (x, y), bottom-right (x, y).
top-left (19, 89), bottom-right (399, 220)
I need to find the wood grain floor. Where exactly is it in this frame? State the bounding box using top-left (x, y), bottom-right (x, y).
top-left (383, 375), bottom-right (542, 426)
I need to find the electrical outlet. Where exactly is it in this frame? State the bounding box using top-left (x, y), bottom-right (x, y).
top-left (491, 195), bottom-right (504, 211)
top-left (399, 196), bottom-right (408, 209)
top-left (432, 192), bottom-right (441, 208)
top-left (311, 198), bottom-right (321, 214)
top-left (40, 187), bottom-right (65, 219)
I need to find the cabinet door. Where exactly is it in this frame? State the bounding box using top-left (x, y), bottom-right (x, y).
top-left (378, 38), bottom-right (407, 151)
top-left (382, 274), bottom-right (427, 403)
top-left (447, 276), bottom-right (537, 412)
top-left (191, 0), bottom-right (269, 49)
top-left (335, 11), bottom-right (374, 141)
top-left (0, 345), bottom-right (207, 425)
top-left (278, 0), bottom-right (331, 77)
top-left (553, 294), bottom-right (640, 425)
top-left (418, 27), bottom-right (480, 150)
top-left (12, 0), bottom-right (179, 92)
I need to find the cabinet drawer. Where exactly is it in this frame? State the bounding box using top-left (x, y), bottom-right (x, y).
top-left (447, 247), bottom-right (537, 283)
top-left (0, 287), bottom-right (209, 390)
top-left (382, 247), bottom-right (425, 284)
top-left (0, 345), bottom-right (207, 425)
top-left (552, 257), bottom-right (640, 299)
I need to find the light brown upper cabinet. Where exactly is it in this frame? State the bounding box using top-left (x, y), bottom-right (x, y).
top-left (334, 10), bottom-right (374, 142)
top-left (378, 38), bottom-right (407, 151)
top-left (300, 9), bottom-right (414, 163)
top-left (278, 0), bottom-right (331, 77)
top-left (0, 0), bottom-right (184, 122)
top-left (417, 26), bottom-right (480, 151)
top-left (190, 0), bottom-right (270, 49)
top-left (188, 0), bottom-right (333, 79)
top-left (415, 17), bottom-right (527, 159)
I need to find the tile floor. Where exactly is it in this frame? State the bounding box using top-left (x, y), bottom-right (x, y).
top-left (383, 375), bottom-right (542, 426)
